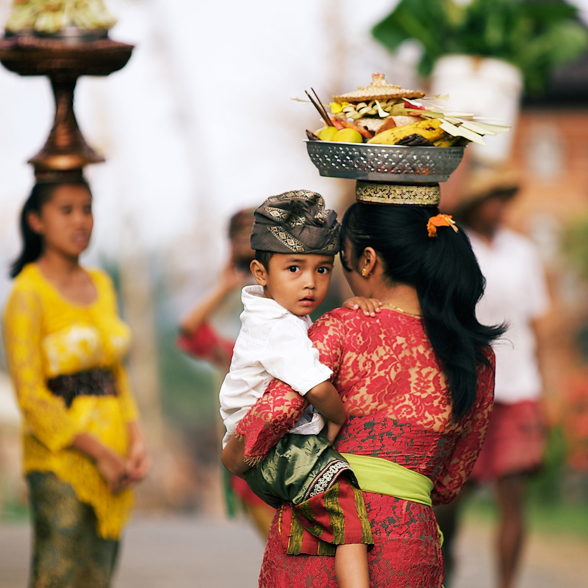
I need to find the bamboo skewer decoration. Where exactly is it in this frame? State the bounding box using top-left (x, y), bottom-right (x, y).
top-left (305, 89), bottom-right (333, 127)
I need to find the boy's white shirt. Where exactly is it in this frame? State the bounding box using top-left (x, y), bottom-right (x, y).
top-left (220, 284), bottom-right (332, 448)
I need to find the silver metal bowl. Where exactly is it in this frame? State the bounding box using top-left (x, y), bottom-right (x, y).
top-left (306, 141), bottom-right (465, 184)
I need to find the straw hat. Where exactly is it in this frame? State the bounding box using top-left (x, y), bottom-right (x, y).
top-left (456, 166), bottom-right (521, 212)
top-left (332, 73), bottom-right (426, 104)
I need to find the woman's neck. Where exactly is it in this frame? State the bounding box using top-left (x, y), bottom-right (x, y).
top-left (36, 250), bottom-right (97, 306)
top-left (372, 283), bottom-right (421, 317)
top-left (37, 249), bottom-right (81, 280)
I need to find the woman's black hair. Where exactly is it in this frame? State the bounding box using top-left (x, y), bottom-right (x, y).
top-left (10, 179), bottom-right (91, 279)
top-left (340, 202), bottom-right (505, 420)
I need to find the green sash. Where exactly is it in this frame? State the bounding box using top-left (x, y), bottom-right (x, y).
top-left (340, 453), bottom-right (433, 505)
top-left (340, 452), bottom-right (443, 546)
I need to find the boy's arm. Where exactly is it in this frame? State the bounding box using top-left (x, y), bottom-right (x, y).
top-left (222, 380), bottom-right (346, 472)
top-left (222, 434), bottom-right (249, 476)
top-left (305, 380), bottom-right (347, 443)
top-left (236, 312), bottom-right (347, 462)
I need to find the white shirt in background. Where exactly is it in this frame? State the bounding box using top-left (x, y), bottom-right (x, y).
top-left (219, 285), bottom-right (332, 447)
top-left (468, 228), bottom-right (550, 404)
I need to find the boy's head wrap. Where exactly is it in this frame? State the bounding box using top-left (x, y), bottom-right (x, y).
top-left (250, 190), bottom-right (340, 255)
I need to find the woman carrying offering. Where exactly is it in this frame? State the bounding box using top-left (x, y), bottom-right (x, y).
top-left (3, 175), bottom-right (149, 588)
top-left (223, 183), bottom-right (503, 587)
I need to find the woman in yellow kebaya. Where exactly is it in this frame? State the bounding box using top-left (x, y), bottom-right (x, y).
top-left (3, 175), bottom-right (149, 587)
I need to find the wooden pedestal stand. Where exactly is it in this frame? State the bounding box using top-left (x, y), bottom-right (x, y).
top-left (0, 35), bottom-right (133, 174)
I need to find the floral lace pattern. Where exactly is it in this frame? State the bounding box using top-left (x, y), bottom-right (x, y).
top-left (262, 491), bottom-right (443, 587)
top-left (236, 307), bottom-right (495, 586)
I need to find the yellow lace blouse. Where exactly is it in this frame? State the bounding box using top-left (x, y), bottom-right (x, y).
top-left (2, 264), bottom-right (139, 539)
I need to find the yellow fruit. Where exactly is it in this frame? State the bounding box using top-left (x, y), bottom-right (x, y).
top-left (368, 118), bottom-right (446, 145)
top-left (333, 128), bottom-right (363, 143)
top-left (433, 134), bottom-right (461, 147)
top-left (316, 126), bottom-right (339, 141)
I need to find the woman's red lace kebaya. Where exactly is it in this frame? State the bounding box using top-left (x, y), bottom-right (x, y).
top-left (236, 307), bottom-right (495, 587)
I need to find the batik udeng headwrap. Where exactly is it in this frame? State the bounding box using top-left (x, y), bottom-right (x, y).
top-left (250, 190), bottom-right (340, 254)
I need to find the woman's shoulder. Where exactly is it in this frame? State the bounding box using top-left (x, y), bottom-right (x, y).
top-left (3, 265), bottom-right (45, 319)
top-left (476, 345), bottom-right (496, 397)
top-left (7, 263), bottom-right (43, 296)
top-left (310, 306), bottom-right (363, 335)
top-left (86, 267), bottom-right (116, 293)
top-left (486, 344), bottom-right (496, 360)
top-left (315, 306), bottom-right (358, 324)
top-left (479, 345), bottom-right (496, 369)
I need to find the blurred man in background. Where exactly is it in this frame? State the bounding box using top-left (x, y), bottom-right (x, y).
top-left (436, 168), bottom-right (550, 588)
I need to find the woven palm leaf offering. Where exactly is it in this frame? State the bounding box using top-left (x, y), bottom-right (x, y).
top-left (5, 0), bottom-right (117, 38)
top-left (302, 74), bottom-right (510, 183)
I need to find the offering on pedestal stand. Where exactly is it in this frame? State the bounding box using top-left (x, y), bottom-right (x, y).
top-left (0, 0), bottom-right (133, 176)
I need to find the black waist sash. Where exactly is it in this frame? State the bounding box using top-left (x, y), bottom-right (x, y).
top-left (47, 369), bottom-right (117, 409)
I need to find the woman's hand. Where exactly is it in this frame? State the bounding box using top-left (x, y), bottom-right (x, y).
top-left (179, 260), bottom-right (247, 335)
top-left (71, 433), bottom-right (128, 494)
top-left (343, 296), bottom-right (382, 317)
top-left (96, 448), bottom-right (129, 494)
top-left (218, 260), bottom-right (248, 294)
top-left (125, 439), bottom-right (150, 487)
top-left (124, 422), bottom-right (150, 488)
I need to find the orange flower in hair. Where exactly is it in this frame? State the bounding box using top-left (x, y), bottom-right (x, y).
top-left (427, 214), bottom-right (459, 238)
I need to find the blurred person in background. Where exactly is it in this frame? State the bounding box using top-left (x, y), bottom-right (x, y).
top-left (435, 168), bottom-right (550, 588)
top-left (177, 207), bottom-right (276, 536)
top-left (2, 174), bottom-right (149, 588)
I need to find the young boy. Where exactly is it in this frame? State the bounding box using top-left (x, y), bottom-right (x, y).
top-left (220, 190), bottom-right (373, 588)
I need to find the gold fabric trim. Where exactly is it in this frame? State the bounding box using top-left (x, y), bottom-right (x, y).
top-left (355, 182), bottom-right (441, 206)
top-left (264, 190), bottom-right (324, 209)
top-left (266, 223), bottom-right (338, 254)
top-left (267, 226), bottom-right (307, 252)
top-left (265, 206), bottom-right (306, 228)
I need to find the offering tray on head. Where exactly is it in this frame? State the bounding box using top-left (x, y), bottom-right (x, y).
top-left (305, 141), bottom-right (465, 184)
top-left (302, 74), bottom-right (509, 185)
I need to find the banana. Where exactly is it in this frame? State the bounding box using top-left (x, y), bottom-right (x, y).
top-left (432, 134), bottom-right (462, 147)
top-left (367, 118), bottom-right (446, 145)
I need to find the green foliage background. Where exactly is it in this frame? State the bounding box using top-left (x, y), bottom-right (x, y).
top-left (372, 0), bottom-right (588, 94)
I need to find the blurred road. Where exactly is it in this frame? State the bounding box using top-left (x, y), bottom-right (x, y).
top-left (0, 516), bottom-right (264, 588)
top-left (0, 514), bottom-right (586, 587)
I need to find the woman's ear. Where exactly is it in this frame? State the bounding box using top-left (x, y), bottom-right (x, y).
top-left (362, 247), bottom-right (377, 276)
top-left (26, 211), bottom-right (44, 235)
top-left (250, 259), bottom-right (268, 287)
